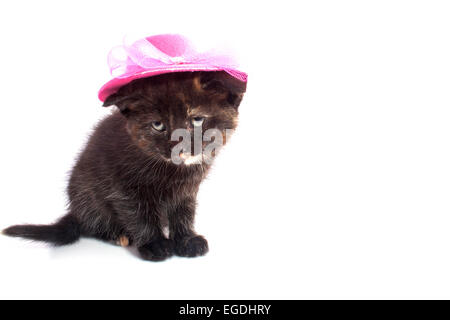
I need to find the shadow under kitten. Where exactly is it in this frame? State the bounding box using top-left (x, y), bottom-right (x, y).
top-left (3, 71), bottom-right (246, 261)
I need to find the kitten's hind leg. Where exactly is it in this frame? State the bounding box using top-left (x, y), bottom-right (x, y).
top-left (116, 235), bottom-right (130, 247)
top-left (137, 237), bottom-right (175, 262)
top-left (86, 229), bottom-right (133, 247)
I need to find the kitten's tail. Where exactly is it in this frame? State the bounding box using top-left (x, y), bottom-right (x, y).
top-left (2, 214), bottom-right (80, 246)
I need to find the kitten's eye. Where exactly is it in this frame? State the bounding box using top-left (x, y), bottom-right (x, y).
top-left (191, 116), bottom-right (205, 127)
top-left (151, 121), bottom-right (166, 132)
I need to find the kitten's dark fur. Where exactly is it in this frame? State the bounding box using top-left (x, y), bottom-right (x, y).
top-left (3, 71), bottom-right (246, 261)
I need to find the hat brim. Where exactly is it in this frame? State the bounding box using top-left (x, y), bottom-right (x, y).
top-left (98, 64), bottom-right (247, 102)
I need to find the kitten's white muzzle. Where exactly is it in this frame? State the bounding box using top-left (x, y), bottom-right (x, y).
top-left (179, 152), bottom-right (203, 165)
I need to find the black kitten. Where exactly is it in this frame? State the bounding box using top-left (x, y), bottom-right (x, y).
top-left (3, 71), bottom-right (246, 261)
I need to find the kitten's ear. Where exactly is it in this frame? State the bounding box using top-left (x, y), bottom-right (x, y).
top-left (103, 92), bottom-right (140, 116)
top-left (200, 72), bottom-right (247, 108)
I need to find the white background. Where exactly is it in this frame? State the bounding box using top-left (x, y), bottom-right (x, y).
top-left (0, 0), bottom-right (449, 299)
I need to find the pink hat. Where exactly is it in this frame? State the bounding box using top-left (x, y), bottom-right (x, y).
top-left (98, 34), bottom-right (248, 102)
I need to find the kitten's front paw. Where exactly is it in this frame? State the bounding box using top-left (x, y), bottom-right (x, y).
top-left (175, 235), bottom-right (209, 257)
top-left (138, 238), bottom-right (174, 262)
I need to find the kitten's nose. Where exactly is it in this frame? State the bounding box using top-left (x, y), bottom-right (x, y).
top-left (179, 151), bottom-right (191, 160)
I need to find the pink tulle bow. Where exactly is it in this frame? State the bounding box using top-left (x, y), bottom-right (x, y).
top-left (107, 36), bottom-right (243, 80)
